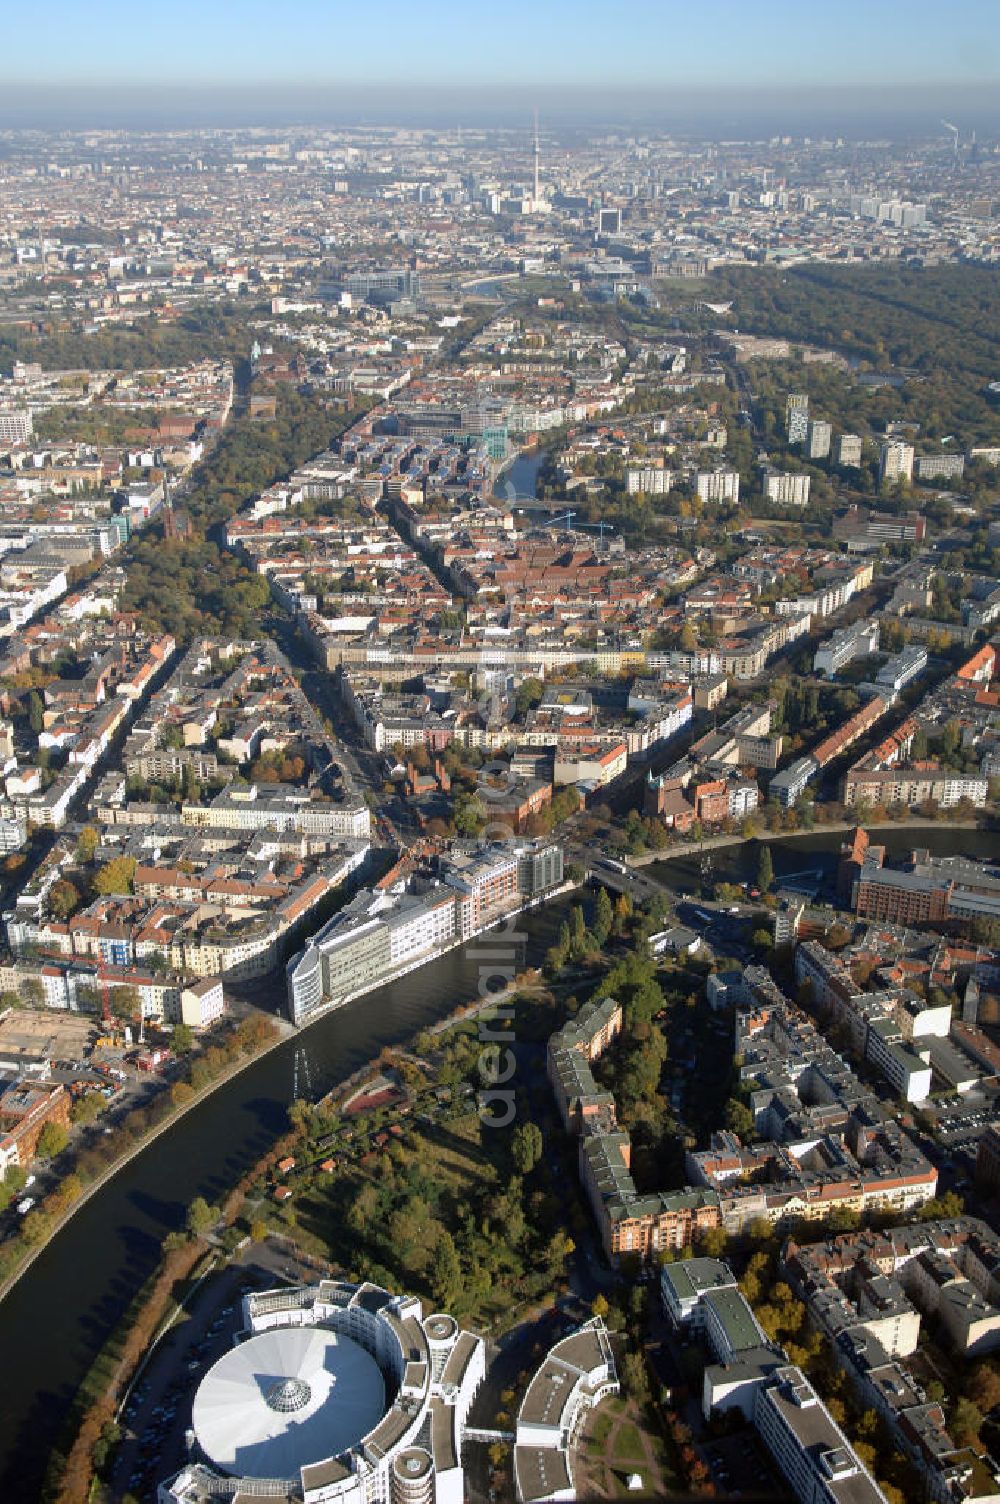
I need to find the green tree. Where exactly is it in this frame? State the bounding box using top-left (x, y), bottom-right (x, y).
top-left (941, 720), bottom-right (962, 758)
top-left (950, 1398), bottom-right (983, 1447)
top-left (185, 1196), bottom-right (217, 1237)
top-left (757, 844), bottom-right (774, 893)
top-left (347, 1183), bottom-right (378, 1234)
top-left (569, 904), bottom-right (587, 952)
top-left (70, 1090), bottom-right (106, 1125)
top-left (593, 885), bottom-right (614, 946)
top-left (724, 1098), bottom-right (754, 1138)
top-left (27, 691), bottom-right (44, 734)
top-left (698, 1225), bottom-right (729, 1259)
top-left (452, 794), bottom-right (486, 838)
top-left (36, 1121), bottom-right (69, 1159)
top-left (920, 1190), bottom-right (965, 1220)
top-left (172, 1022), bottom-right (194, 1054)
top-left (431, 1230), bottom-right (463, 1308)
top-left (620, 1350), bottom-right (649, 1403)
top-left (514, 677), bottom-right (544, 718)
top-left (510, 1121), bottom-right (543, 1175)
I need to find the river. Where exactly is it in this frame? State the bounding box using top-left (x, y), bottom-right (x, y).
top-left (647, 824), bottom-right (1000, 901)
top-left (0, 901), bottom-right (569, 1504)
top-left (1, 824), bottom-right (990, 1499)
top-left (496, 446), bottom-right (547, 502)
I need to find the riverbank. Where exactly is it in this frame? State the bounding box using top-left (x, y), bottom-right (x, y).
top-left (0, 1014), bottom-right (294, 1311)
top-left (292, 880), bottom-right (578, 1031)
top-left (0, 884), bottom-right (576, 1311)
top-left (627, 815), bottom-right (987, 867)
top-left (0, 895), bottom-right (571, 1504)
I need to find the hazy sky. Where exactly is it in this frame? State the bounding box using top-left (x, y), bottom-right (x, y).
top-left (8, 0), bottom-right (999, 88)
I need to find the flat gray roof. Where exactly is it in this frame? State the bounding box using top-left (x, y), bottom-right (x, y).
top-left (703, 1286), bottom-right (764, 1354)
top-left (514, 1444), bottom-right (572, 1504)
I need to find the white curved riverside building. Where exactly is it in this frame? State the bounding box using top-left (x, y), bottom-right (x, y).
top-left (159, 1280), bottom-right (485, 1504)
top-left (513, 1318), bottom-right (618, 1502)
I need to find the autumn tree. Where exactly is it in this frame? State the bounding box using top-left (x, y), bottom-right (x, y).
top-left (75, 826), bottom-right (99, 863)
top-left (966, 1364), bottom-right (1000, 1415)
top-left (93, 855), bottom-right (138, 895)
top-left (49, 879), bottom-right (81, 921)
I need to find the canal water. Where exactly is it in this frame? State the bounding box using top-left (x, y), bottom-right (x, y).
top-left (497, 447), bottom-right (547, 501)
top-left (0, 902), bottom-right (570, 1503)
top-left (648, 825), bottom-right (1000, 902)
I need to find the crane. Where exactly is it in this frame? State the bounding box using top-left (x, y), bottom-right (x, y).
top-left (575, 520), bottom-right (616, 542)
top-left (98, 952), bottom-right (113, 1028)
top-left (542, 509), bottom-right (577, 532)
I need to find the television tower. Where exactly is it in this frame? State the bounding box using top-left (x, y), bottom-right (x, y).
top-left (533, 109), bottom-right (540, 205)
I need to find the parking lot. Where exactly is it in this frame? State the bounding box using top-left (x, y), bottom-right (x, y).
top-left (111, 1264), bottom-right (250, 1500)
top-left (702, 1431), bottom-right (792, 1500)
top-left (110, 1242), bottom-right (333, 1501)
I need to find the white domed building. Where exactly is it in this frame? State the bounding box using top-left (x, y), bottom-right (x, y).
top-left (159, 1280), bottom-right (485, 1504)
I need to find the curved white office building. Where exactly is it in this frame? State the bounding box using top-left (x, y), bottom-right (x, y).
top-left (160, 1280), bottom-right (485, 1504)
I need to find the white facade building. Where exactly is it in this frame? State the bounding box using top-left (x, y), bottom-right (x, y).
top-left (160, 1280), bottom-right (484, 1504)
top-left (696, 469), bottom-right (740, 505)
top-left (879, 441), bottom-right (914, 487)
top-left (763, 470), bottom-right (811, 507)
top-left (626, 467), bottom-right (673, 495)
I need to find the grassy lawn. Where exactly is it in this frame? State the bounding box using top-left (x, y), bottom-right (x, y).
top-left (589, 1410), bottom-right (614, 1447)
top-left (648, 1430), bottom-right (684, 1493)
top-left (402, 1120), bottom-right (499, 1190)
top-left (612, 1420), bottom-right (642, 1461)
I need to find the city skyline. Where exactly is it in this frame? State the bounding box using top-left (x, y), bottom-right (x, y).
top-left (1, 13), bottom-right (1000, 1504)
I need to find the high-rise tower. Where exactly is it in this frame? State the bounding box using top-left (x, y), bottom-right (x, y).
top-left (533, 109), bottom-right (540, 205)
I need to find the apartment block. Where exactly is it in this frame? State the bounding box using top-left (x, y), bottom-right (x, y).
top-left (879, 440), bottom-right (914, 486)
top-left (832, 433), bottom-right (863, 468)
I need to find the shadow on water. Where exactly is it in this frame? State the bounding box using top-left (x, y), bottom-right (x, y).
top-left (126, 1188), bottom-right (190, 1230)
top-left (0, 898), bottom-right (568, 1504)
